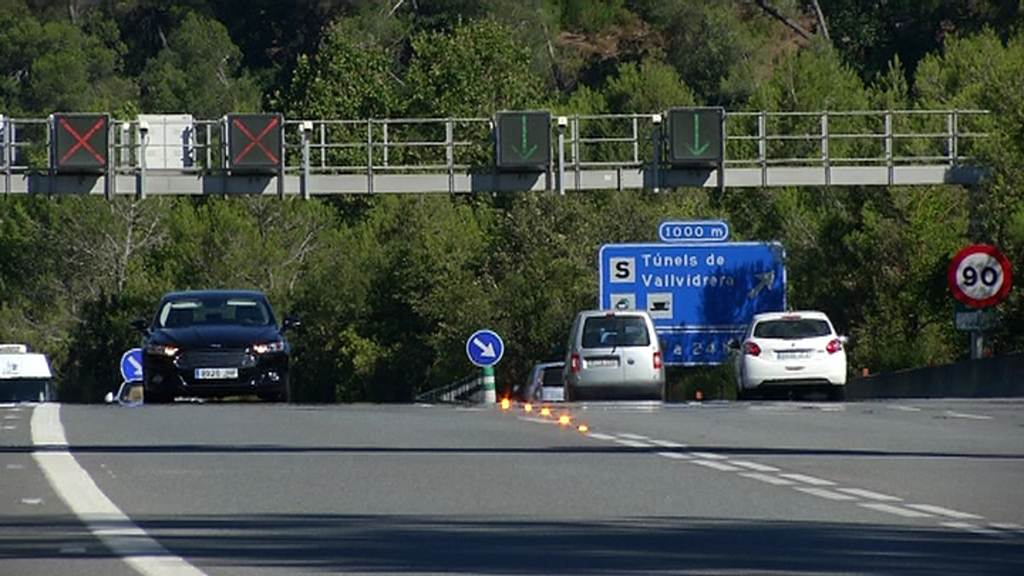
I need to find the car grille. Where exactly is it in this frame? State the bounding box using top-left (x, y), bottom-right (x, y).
top-left (176, 350), bottom-right (255, 370)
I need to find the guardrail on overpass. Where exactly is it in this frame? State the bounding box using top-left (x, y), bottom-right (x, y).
top-left (0, 109), bottom-right (989, 197)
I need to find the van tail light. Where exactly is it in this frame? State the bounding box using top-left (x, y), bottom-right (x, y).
top-left (653, 351), bottom-right (663, 370)
top-left (743, 341), bottom-right (761, 356)
top-left (570, 353), bottom-right (581, 373)
top-left (826, 338), bottom-right (843, 354)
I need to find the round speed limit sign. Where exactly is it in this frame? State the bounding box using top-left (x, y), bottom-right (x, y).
top-left (948, 244), bottom-right (1013, 308)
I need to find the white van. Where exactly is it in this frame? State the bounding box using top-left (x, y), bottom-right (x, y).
top-left (0, 344), bottom-right (55, 403)
top-left (563, 310), bottom-right (665, 401)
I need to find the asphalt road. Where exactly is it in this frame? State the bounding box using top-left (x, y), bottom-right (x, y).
top-left (3, 398), bottom-right (1023, 575)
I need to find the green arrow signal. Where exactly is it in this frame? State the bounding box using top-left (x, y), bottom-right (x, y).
top-left (512, 115), bottom-right (538, 159)
top-left (686, 113), bottom-right (710, 156)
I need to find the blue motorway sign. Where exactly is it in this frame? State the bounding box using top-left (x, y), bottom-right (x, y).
top-left (599, 242), bottom-right (786, 365)
top-left (120, 347), bottom-right (143, 382)
top-left (466, 329), bottom-right (504, 367)
top-left (658, 220), bottom-right (730, 243)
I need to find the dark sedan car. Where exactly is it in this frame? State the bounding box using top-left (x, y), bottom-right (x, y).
top-left (132, 290), bottom-right (298, 403)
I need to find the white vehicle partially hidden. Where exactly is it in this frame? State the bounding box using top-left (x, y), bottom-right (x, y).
top-left (731, 311), bottom-right (848, 401)
top-left (0, 344), bottom-right (55, 403)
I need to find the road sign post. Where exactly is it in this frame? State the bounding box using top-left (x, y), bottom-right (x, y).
top-left (599, 242), bottom-right (786, 365)
top-left (495, 111), bottom-right (551, 170)
top-left (947, 243), bottom-right (1013, 308)
top-left (120, 348), bottom-right (144, 383)
top-left (466, 329), bottom-right (504, 404)
top-left (948, 244), bottom-right (1012, 360)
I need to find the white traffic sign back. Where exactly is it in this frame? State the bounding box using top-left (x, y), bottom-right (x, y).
top-left (947, 244), bottom-right (1012, 308)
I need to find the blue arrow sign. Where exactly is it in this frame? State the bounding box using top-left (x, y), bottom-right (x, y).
top-left (599, 242), bottom-right (786, 365)
top-left (658, 220), bottom-right (730, 243)
top-left (120, 348), bottom-right (143, 382)
top-left (466, 329), bottom-right (504, 367)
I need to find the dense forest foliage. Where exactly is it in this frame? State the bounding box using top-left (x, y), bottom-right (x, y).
top-left (1, 0), bottom-right (1023, 402)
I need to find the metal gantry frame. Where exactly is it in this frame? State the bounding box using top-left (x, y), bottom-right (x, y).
top-left (0, 109), bottom-right (990, 197)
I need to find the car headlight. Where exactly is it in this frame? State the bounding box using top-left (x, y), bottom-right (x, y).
top-left (252, 341), bottom-right (286, 354)
top-left (147, 343), bottom-right (179, 357)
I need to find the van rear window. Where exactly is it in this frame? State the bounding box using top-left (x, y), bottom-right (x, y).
top-left (581, 316), bottom-right (650, 348)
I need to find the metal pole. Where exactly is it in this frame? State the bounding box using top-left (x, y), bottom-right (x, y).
top-left (557, 117), bottom-right (566, 195)
top-left (481, 366), bottom-right (496, 405)
top-left (301, 121), bottom-right (311, 200)
top-left (651, 114), bottom-right (661, 194)
top-left (139, 124), bottom-right (148, 199)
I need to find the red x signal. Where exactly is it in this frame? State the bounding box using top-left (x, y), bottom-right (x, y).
top-left (59, 116), bottom-right (106, 165)
top-left (232, 116), bottom-right (280, 165)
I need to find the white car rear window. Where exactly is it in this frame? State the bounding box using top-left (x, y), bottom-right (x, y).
top-left (753, 319), bottom-right (831, 339)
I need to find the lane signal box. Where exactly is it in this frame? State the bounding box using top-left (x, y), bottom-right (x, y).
top-left (227, 114), bottom-right (283, 172)
top-left (495, 111), bottom-right (551, 170)
top-left (52, 113), bottom-right (110, 173)
top-left (666, 107), bottom-right (724, 167)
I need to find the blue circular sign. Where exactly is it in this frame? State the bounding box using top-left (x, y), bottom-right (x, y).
top-left (120, 348), bottom-right (143, 383)
top-left (466, 329), bottom-right (504, 367)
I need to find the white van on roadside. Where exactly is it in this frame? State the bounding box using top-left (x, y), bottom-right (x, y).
top-left (563, 310), bottom-right (665, 401)
top-left (0, 344), bottom-right (56, 403)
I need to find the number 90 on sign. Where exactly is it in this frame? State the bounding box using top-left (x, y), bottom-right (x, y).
top-left (948, 244), bottom-right (1012, 308)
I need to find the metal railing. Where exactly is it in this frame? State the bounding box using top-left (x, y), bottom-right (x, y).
top-left (0, 109), bottom-right (990, 195)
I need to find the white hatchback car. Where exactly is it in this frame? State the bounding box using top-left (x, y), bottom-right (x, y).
top-left (732, 311), bottom-right (848, 401)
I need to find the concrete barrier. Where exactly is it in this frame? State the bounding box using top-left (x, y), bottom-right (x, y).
top-left (847, 352), bottom-right (1024, 399)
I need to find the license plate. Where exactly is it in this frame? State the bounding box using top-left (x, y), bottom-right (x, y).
top-left (195, 368), bottom-right (238, 380)
top-left (777, 351), bottom-right (811, 360)
top-left (586, 358), bottom-right (619, 368)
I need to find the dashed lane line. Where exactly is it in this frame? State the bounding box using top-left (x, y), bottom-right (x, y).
top-left (794, 487), bottom-right (860, 501)
top-left (739, 472), bottom-right (796, 486)
top-left (779, 473), bottom-right (835, 486)
top-left (859, 502), bottom-right (935, 518)
top-left (537, 426), bottom-right (1018, 541)
top-left (835, 487), bottom-right (902, 502)
top-left (904, 504), bottom-right (984, 520)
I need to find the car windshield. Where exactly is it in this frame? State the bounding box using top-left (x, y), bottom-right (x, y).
top-left (581, 316), bottom-right (650, 348)
top-left (157, 296), bottom-right (272, 328)
top-left (753, 318), bottom-right (831, 339)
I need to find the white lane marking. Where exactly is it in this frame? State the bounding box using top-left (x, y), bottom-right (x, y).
top-left (586, 432), bottom-right (616, 441)
top-left (657, 451), bottom-right (693, 460)
top-left (649, 439), bottom-right (686, 448)
top-left (943, 411), bottom-right (993, 421)
top-left (794, 487), bottom-right (860, 501)
top-left (6, 414), bottom-right (23, 419)
top-left (990, 523), bottom-right (1024, 533)
top-left (779, 473), bottom-right (835, 486)
top-left (21, 497), bottom-right (44, 505)
top-left (739, 472), bottom-right (795, 486)
top-left (941, 522), bottom-right (1002, 536)
top-left (3, 425), bottom-right (17, 430)
top-left (731, 461), bottom-right (779, 472)
top-left (859, 503), bottom-right (935, 518)
top-left (890, 405), bottom-right (922, 412)
top-left (691, 460), bottom-right (742, 472)
top-left (7, 463), bottom-right (26, 470)
top-left (904, 504), bottom-right (984, 520)
top-left (614, 439), bottom-right (652, 448)
top-left (617, 433), bottom-right (651, 440)
top-left (31, 404), bottom-right (207, 576)
top-left (690, 451), bottom-right (727, 460)
top-left (836, 488), bottom-right (902, 502)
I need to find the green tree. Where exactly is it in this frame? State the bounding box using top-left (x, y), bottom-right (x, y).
top-left (139, 12), bottom-right (259, 117)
